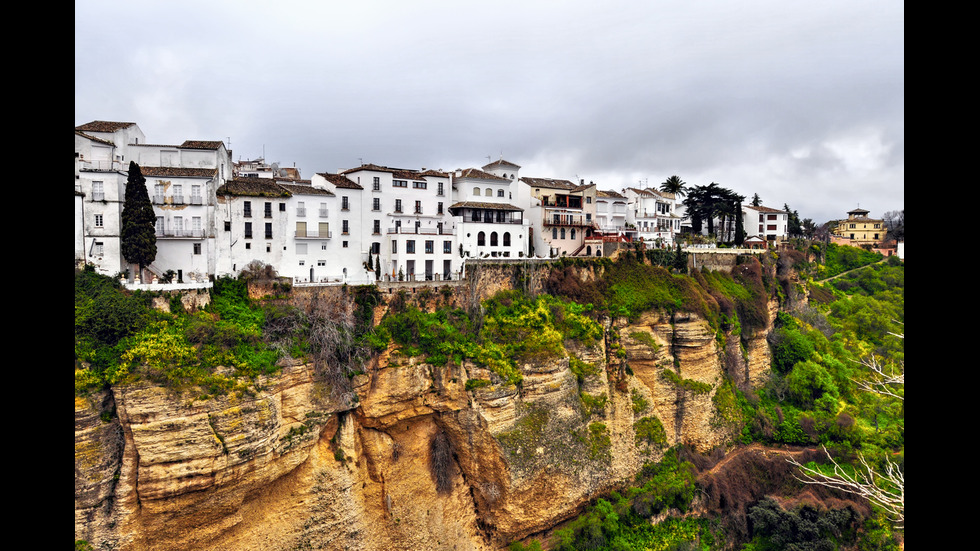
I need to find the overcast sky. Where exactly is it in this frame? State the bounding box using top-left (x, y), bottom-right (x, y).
top-left (75, 0), bottom-right (903, 223)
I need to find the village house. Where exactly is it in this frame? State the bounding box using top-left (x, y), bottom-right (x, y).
top-left (831, 207), bottom-right (884, 247)
top-left (623, 187), bottom-right (681, 246)
top-left (449, 165), bottom-right (527, 260)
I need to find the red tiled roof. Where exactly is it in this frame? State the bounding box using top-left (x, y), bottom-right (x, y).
top-left (140, 166), bottom-right (217, 178)
top-left (74, 130), bottom-right (115, 146)
top-left (482, 159), bottom-right (521, 170)
top-left (316, 173), bottom-right (363, 189)
top-left (74, 121), bottom-right (137, 133)
top-left (521, 177), bottom-right (576, 190)
top-left (217, 177), bottom-right (291, 197)
top-left (455, 168), bottom-right (510, 182)
top-left (180, 140), bottom-right (224, 150)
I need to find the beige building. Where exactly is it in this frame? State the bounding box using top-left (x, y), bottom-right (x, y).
top-left (832, 207), bottom-right (885, 247)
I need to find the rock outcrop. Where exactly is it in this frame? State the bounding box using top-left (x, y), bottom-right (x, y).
top-left (75, 267), bottom-right (776, 550)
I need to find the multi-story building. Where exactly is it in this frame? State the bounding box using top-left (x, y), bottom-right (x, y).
top-left (75, 121), bottom-right (232, 280)
top-left (831, 207), bottom-right (884, 247)
top-left (520, 177), bottom-right (596, 256)
top-left (743, 205), bottom-right (789, 245)
top-left (449, 166), bottom-right (527, 260)
top-left (623, 187), bottom-right (680, 246)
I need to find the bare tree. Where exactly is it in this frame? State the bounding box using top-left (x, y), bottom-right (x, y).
top-left (788, 446), bottom-right (904, 529)
top-left (853, 329), bottom-right (904, 400)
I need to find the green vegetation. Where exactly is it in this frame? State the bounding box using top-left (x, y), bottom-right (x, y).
top-left (812, 243), bottom-right (883, 280)
top-left (633, 415), bottom-right (667, 449)
top-left (379, 290), bottom-right (602, 385)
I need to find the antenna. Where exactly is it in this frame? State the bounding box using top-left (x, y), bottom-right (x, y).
top-left (487, 155), bottom-right (492, 164)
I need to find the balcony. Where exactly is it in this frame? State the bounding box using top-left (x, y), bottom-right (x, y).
top-left (191, 196), bottom-right (204, 205)
top-left (388, 226), bottom-right (450, 235)
top-left (297, 207), bottom-right (307, 217)
top-left (295, 230), bottom-right (331, 239)
top-left (157, 228), bottom-right (207, 238)
top-left (319, 209), bottom-right (329, 217)
top-left (544, 213), bottom-right (591, 227)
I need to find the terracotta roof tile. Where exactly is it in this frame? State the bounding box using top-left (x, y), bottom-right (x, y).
top-left (520, 177), bottom-right (576, 190)
top-left (455, 168), bottom-right (511, 181)
top-left (482, 159), bottom-right (521, 170)
top-left (448, 201), bottom-right (524, 212)
top-left (316, 173), bottom-right (363, 189)
top-left (217, 177), bottom-right (291, 197)
top-left (75, 130), bottom-right (115, 146)
top-left (140, 166), bottom-right (217, 178)
top-left (278, 182), bottom-right (335, 196)
top-left (74, 121), bottom-right (137, 132)
top-left (180, 140), bottom-right (225, 150)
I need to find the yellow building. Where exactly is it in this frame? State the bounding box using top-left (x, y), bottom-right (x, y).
top-left (832, 208), bottom-right (884, 246)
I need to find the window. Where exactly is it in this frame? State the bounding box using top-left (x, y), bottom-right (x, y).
top-left (425, 240), bottom-right (434, 254)
top-left (299, 260), bottom-right (305, 266)
top-left (571, 229), bottom-right (576, 240)
top-left (297, 243), bottom-right (308, 255)
top-left (478, 232), bottom-right (486, 246)
top-left (444, 240), bottom-right (452, 253)
top-left (373, 177), bottom-right (381, 191)
top-left (92, 181), bottom-right (104, 201)
top-left (552, 228), bottom-right (558, 239)
top-left (224, 221), bottom-right (231, 231)
top-left (373, 220), bottom-right (381, 234)
top-left (497, 189), bottom-right (505, 197)
top-left (392, 240), bottom-right (397, 254)
top-left (94, 214), bottom-right (103, 227)
top-left (297, 201), bottom-right (306, 217)
top-left (414, 201), bottom-right (422, 214)
top-left (413, 181), bottom-right (427, 189)
top-left (319, 202), bottom-right (328, 217)
top-left (265, 202), bottom-right (272, 218)
top-left (437, 202), bottom-right (443, 215)
top-left (395, 199), bottom-right (402, 213)
top-left (560, 228), bottom-right (566, 239)
top-left (437, 182), bottom-right (444, 196)
top-left (318, 259), bottom-right (326, 266)
top-left (265, 223), bottom-right (273, 239)
top-left (406, 240), bottom-right (416, 253)
top-left (586, 196), bottom-right (592, 204)
top-left (342, 220), bottom-right (349, 234)
top-left (373, 198), bottom-right (380, 211)
top-left (279, 203), bottom-right (286, 212)
top-left (193, 243), bottom-right (202, 255)
top-left (343, 241), bottom-right (349, 248)
top-left (490, 232), bottom-right (498, 246)
top-left (174, 216), bottom-right (184, 234)
top-left (342, 196), bottom-right (349, 211)
top-left (473, 187), bottom-right (481, 196)
top-left (173, 184), bottom-right (183, 204)
top-left (93, 241), bottom-right (104, 256)
top-left (372, 242), bottom-right (380, 254)
top-left (485, 188), bottom-right (493, 197)
top-left (192, 217), bottom-right (202, 235)
top-left (245, 222), bottom-right (253, 238)
top-left (246, 242), bottom-right (251, 249)
top-left (393, 180), bottom-right (408, 188)
top-left (244, 201), bottom-right (252, 217)
top-left (192, 185), bottom-right (202, 204)
top-left (503, 232), bottom-right (511, 246)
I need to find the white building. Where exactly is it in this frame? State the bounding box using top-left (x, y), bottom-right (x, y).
top-left (742, 205), bottom-right (789, 244)
top-left (449, 167), bottom-right (528, 260)
top-left (623, 187), bottom-right (681, 246)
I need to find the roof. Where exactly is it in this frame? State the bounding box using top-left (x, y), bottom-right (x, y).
top-left (455, 168), bottom-right (511, 182)
top-left (625, 187), bottom-right (669, 199)
top-left (140, 166), bottom-right (217, 178)
top-left (217, 177), bottom-right (292, 198)
top-left (482, 159), bottom-right (521, 170)
top-left (847, 207), bottom-right (870, 214)
top-left (75, 121), bottom-right (137, 133)
top-left (316, 173), bottom-right (363, 189)
top-left (180, 140), bottom-right (225, 150)
top-left (744, 205), bottom-right (786, 214)
top-left (597, 190), bottom-right (626, 199)
top-left (74, 130), bottom-right (115, 147)
top-left (520, 177), bottom-right (577, 190)
top-left (448, 201), bottom-right (524, 212)
top-left (278, 182), bottom-right (335, 196)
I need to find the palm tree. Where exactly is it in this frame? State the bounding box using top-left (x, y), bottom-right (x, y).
top-left (659, 175), bottom-right (687, 197)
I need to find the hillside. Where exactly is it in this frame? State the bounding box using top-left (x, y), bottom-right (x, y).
top-left (75, 245), bottom-right (903, 550)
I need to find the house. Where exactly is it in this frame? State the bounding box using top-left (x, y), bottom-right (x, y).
top-left (831, 208), bottom-right (885, 247)
top-left (449, 166), bottom-right (527, 261)
top-left (623, 187), bottom-right (681, 246)
top-left (742, 205), bottom-right (789, 245)
top-left (520, 176), bottom-right (596, 256)
top-left (74, 121), bottom-right (233, 281)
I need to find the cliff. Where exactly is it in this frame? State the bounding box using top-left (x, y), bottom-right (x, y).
top-left (75, 263), bottom-right (777, 550)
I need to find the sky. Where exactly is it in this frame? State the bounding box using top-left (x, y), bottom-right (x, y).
top-left (75, 0), bottom-right (903, 224)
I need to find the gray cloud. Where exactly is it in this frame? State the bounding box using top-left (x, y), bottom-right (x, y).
top-left (76, 0), bottom-right (903, 223)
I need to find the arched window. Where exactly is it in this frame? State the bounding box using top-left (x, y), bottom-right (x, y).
top-left (571, 229), bottom-right (576, 240)
top-left (497, 189), bottom-right (505, 197)
top-left (485, 188), bottom-right (493, 197)
top-left (473, 187), bottom-right (481, 196)
top-left (477, 231), bottom-right (486, 246)
top-left (490, 232), bottom-right (498, 246)
top-left (560, 228), bottom-right (566, 239)
top-left (586, 245), bottom-right (591, 255)
top-left (552, 228), bottom-right (558, 239)
top-left (503, 232), bottom-right (511, 246)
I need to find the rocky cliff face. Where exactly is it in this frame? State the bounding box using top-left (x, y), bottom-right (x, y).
top-left (75, 280), bottom-right (775, 550)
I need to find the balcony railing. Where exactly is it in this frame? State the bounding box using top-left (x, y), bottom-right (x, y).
top-left (387, 226), bottom-right (450, 235)
top-left (296, 207), bottom-right (306, 217)
top-left (544, 214), bottom-right (590, 227)
top-left (319, 209), bottom-right (329, 217)
top-left (295, 230), bottom-right (332, 239)
top-left (157, 228), bottom-right (207, 238)
top-left (191, 196), bottom-right (203, 205)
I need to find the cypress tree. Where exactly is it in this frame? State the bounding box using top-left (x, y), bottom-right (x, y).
top-left (120, 161), bottom-right (157, 282)
top-left (734, 200), bottom-right (746, 246)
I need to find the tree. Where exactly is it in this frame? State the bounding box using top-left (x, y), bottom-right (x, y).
top-left (659, 175), bottom-right (687, 198)
top-left (120, 161), bottom-right (157, 282)
top-left (734, 198), bottom-right (746, 246)
top-left (374, 254), bottom-right (381, 281)
top-left (750, 193), bottom-right (762, 207)
top-left (783, 203), bottom-right (803, 238)
top-left (883, 209), bottom-right (904, 242)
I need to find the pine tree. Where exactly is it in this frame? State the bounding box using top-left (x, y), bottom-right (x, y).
top-left (120, 161), bottom-right (157, 282)
top-left (374, 255), bottom-right (380, 281)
